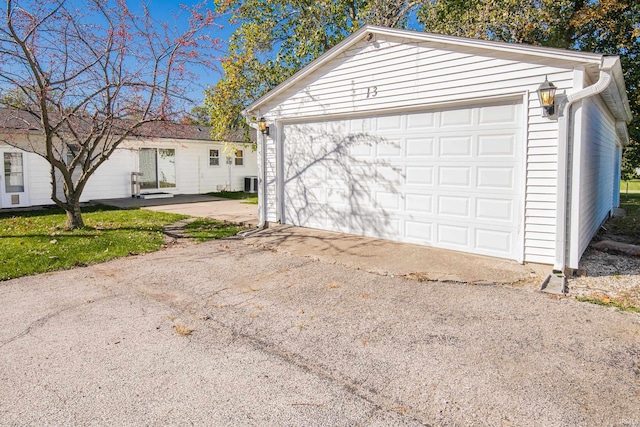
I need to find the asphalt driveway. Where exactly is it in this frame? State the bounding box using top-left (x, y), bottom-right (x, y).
top-left (1, 238), bottom-right (639, 426)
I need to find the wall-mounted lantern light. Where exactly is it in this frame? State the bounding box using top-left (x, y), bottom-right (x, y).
top-left (257, 117), bottom-right (269, 136)
top-left (537, 76), bottom-right (557, 117)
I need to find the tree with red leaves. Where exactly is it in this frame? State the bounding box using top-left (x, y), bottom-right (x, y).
top-left (0, 0), bottom-right (220, 229)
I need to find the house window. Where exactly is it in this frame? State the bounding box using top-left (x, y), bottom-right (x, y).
top-left (139, 148), bottom-right (176, 189)
top-left (3, 152), bottom-right (24, 193)
top-left (209, 149), bottom-right (220, 166)
top-left (234, 149), bottom-right (244, 166)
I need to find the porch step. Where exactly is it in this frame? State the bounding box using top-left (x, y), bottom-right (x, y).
top-left (140, 192), bottom-right (174, 200)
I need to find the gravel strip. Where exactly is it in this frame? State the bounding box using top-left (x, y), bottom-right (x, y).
top-left (568, 246), bottom-right (640, 309)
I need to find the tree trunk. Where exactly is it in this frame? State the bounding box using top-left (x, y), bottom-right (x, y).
top-left (626, 181), bottom-right (629, 201)
top-left (65, 198), bottom-right (85, 230)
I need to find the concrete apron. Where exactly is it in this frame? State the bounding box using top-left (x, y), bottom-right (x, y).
top-left (245, 225), bottom-right (548, 286)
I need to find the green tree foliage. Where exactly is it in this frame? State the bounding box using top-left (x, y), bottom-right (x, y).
top-left (416, 0), bottom-right (585, 46)
top-left (417, 0), bottom-right (640, 174)
top-left (206, 0), bottom-right (420, 140)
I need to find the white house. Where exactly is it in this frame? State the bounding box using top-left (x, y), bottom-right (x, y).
top-left (243, 25), bottom-right (631, 274)
top-left (0, 109), bottom-right (257, 208)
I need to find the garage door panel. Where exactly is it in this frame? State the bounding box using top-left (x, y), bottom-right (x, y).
top-left (350, 215), bottom-right (401, 239)
top-left (438, 167), bottom-right (471, 187)
top-left (437, 195), bottom-right (471, 218)
top-left (284, 192), bottom-right (321, 212)
top-left (375, 191), bottom-right (402, 211)
top-left (437, 224), bottom-right (470, 247)
top-left (406, 137), bottom-right (435, 157)
top-left (326, 187), bottom-right (349, 206)
top-left (475, 228), bottom-right (512, 253)
top-left (406, 166), bottom-right (434, 185)
top-left (284, 101), bottom-right (522, 260)
top-left (298, 164), bottom-right (327, 183)
top-left (439, 136), bottom-right (473, 157)
top-left (478, 134), bottom-right (516, 157)
top-left (377, 115), bottom-right (403, 131)
top-left (374, 165), bottom-right (404, 185)
top-left (405, 220), bottom-right (433, 244)
top-left (339, 167), bottom-right (371, 184)
top-left (376, 138), bottom-right (403, 157)
top-left (378, 218), bottom-right (401, 239)
top-left (349, 142), bottom-right (373, 158)
top-left (348, 190), bottom-right (379, 212)
top-left (475, 198), bottom-right (514, 222)
top-left (441, 108), bottom-right (473, 127)
top-left (287, 171), bottom-right (328, 192)
top-left (476, 167), bottom-right (515, 189)
top-left (405, 193), bottom-right (434, 214)
top-left (284, 203), bottom-right (325, 228)
top-left (406, 111), bottom-right (436, 129)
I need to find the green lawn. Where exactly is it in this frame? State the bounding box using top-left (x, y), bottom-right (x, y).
top-left (183, 218), bottom-right (247, 242)
top-left (621, 180), bottom-right (640, 192)
top-left (606, 192), bottom-right (640, 238)
top-left (207, 191), bottom-right (258, 205)
top-left (0, 206), bottom-right (246, 281)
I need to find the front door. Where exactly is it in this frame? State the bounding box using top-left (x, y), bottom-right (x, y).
top-left (1, 150), bottom-right (29, 208)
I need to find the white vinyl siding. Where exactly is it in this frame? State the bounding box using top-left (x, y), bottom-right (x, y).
top-left (568, 96), bottom-right (618, 267)
top-left (262, 35), bottom-right (581, 264)
top-left (265, 40), bottom-right (574, 120)
top-left (22, 153), bottom-right (50, 206)
top-left (80, 148), bottom-right (138, 200)
top-left (1, 140), bottom-right (258, 208)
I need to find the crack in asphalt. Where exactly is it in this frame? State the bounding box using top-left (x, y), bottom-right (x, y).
top-left (0, 294), bottom-right (118, 349)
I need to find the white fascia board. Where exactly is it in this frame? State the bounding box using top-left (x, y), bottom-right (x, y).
top-left (602, 56), bottom-right (633, 122)
top-left (369, 26), bottom-right (604, 64)
top-left (243, 25), bottom-right (609, 116)
top-left (616, 121), bottom-right (630, 146)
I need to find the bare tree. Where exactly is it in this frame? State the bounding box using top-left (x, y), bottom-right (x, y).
top-left (0, 0), bottom-right (219, 229)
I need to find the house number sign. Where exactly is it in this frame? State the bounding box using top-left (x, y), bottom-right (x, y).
top-left (366, 86), bottom-right (378, 98)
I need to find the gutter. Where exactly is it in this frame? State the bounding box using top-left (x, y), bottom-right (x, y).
top-left (553, 58), bottom-right (615, 273)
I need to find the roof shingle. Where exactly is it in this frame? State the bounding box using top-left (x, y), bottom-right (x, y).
top-left (0, 108), bottom-right (255, 143)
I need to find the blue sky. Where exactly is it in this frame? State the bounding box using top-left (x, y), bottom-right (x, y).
top-left (143, 0), bottom-right (237, 107)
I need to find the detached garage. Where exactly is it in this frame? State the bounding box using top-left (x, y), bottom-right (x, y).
top-left (243, 25), bottom-right (631, 274)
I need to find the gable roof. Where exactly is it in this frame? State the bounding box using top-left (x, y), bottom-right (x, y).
top-left (0, 108), bottom-right (255, 143)
top-left (243, 25), bottom-right (631, 122)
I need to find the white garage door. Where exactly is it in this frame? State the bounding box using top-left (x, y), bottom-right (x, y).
top-left (283, 101), bottom-right (523, 260)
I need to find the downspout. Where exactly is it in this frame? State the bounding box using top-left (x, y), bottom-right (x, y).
top-left (238, 112), bottom-right (267, 236)
top-left (554, 61), bottom-right (613, 273)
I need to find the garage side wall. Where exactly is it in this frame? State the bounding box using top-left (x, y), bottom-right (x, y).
top-left (262, 36), bottom-right (579, 264)
top-left (569, 96), bottom-right (618, 268)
